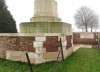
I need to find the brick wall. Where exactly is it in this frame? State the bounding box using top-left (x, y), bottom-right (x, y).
top-left (73, 32), bottom-right (98, 45)
top-left (0, 33), bottom-right (73, 64)
top-left (0, 36), bottom-right (35, 58)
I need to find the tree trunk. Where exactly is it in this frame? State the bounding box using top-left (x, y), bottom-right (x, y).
top-left (91, 27), bottom-right (92, 32)
top-left (85, 27), bottom-right (88, 32)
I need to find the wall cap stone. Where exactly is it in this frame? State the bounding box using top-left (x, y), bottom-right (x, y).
top-left (0, 33), bottom-right (61, 36)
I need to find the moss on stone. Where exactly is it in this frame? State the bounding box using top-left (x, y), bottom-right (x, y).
top-left (20, 22), bottom-right (71, 33)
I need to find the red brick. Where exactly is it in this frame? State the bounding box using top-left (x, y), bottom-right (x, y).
top-left (0, 36), bottom-right (35, 58)
top-left (66, 35), bottom-right (72, 49)
top-left (43, 36), bottom-right (60, 52)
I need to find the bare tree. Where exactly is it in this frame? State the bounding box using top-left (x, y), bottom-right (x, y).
top-left (89, 14), bottom-right (99, 32)
top-left (74, 6), bottom-right (99, 32)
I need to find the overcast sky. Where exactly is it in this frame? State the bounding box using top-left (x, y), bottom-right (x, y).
top-left (6, 0), bottom-right (100, 32)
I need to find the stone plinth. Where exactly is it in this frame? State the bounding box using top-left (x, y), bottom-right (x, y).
top-left (30, 16), bottom-right (61, 22)
top-left (20, 22), bottom-right (71, 33)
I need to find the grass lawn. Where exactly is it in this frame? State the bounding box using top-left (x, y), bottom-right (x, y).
top-left (0, 48), bottom-right (100, 72)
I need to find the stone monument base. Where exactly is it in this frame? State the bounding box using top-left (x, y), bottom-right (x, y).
top-left (20, 22), bottom-right (71, 33)
top-left (30, 16), bottom-right (61, 22)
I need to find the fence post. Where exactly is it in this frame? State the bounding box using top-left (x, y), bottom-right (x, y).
top-left (25, 52), bottom-right (33, 72)
top-left (60, 38), bottom-right (64, 61)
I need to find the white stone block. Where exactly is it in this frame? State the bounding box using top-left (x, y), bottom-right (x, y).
top-left (71, 39), bottom-right (73, 44)
top-left (80, 33), bottom-right (94, 38)
top-left (62, 46), bottom-right (66, 51)
top-left (35, 37), bottom-right (46, 41)
top-left (6, 50), bottom-right (10, 59)
top-left (44, 33), bottom-right (61, 36)
top-left (33, 53), bottom-right (38, 59)
top-left (35, 59), bottom-right (43, 64)
top-left (60, 36), bottom-right (66, 41)
top-left (28, 52), bottom-right (34, 59)
top-left (65, 47), bottom-right (73, 57)
top-left (58, 47), bottom-right (66, 51)
top-left (33, 53), bottom-right (43, 59)
top-left (62, 41), bottom-right (67, 46)
top-left (35, 48), bottom-right (43, 53)
top-left (34, 41), bottom-right (43, 48)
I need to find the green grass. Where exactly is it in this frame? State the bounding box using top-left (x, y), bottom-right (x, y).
top-left (0, 48), bottom-right (100, 72)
